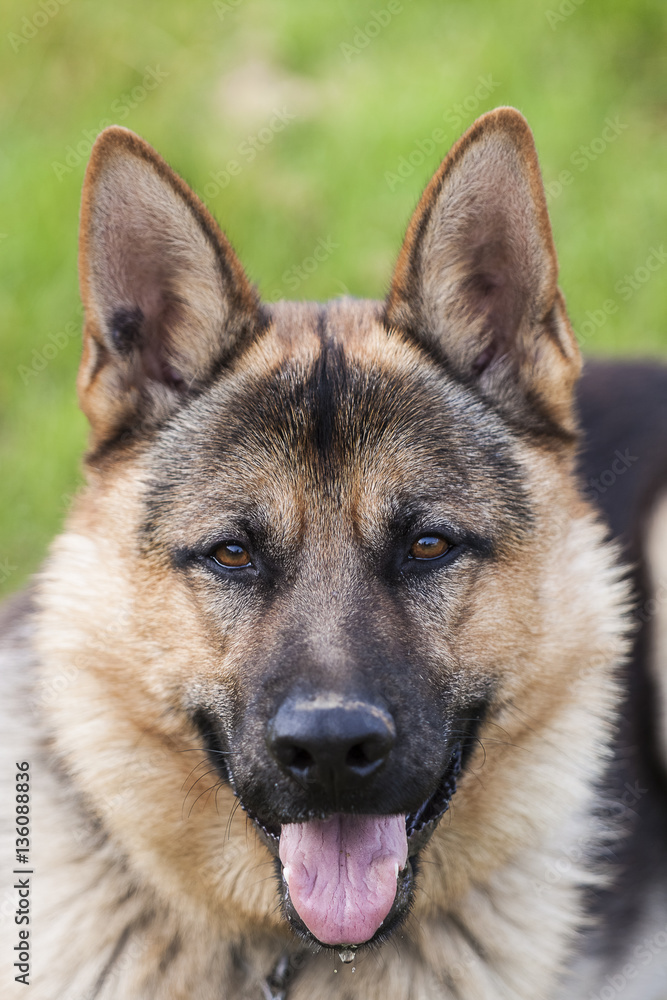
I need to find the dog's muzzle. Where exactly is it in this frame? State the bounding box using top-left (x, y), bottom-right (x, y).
top-left (253, 694), bottom-right (465, 948)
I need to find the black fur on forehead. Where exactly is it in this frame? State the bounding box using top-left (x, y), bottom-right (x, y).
top-left (141, 330), bottom-right (533, 550)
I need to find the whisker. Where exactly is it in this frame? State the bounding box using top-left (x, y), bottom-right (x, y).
top-left (181, 759), bottom-right (217, 795)
top-left (225, 796), bottom-right (243, 841)
top-left (187, 780), bottom-right (223, 819)
top-left (174, 745), bottom-right (238, 758)
top-left (182, 765), bottom-right (222, 809)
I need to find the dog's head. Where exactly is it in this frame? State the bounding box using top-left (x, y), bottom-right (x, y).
top-left (37, 110), bottom-right (624, 953)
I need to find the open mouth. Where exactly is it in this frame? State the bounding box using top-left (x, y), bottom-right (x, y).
top-left (247, 742), bottom-right (463, 950)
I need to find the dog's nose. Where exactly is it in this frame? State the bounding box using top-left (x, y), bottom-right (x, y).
top-left (267, 695), bottom-right (396, 792)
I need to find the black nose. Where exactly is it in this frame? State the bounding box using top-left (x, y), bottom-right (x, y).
top-left (267, 695), bottom-right (396, 793)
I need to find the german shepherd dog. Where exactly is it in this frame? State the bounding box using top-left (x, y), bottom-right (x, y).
top-left (2, 108), bottom-right (667, 999)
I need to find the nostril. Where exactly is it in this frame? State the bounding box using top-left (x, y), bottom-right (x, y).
top-left (345, 743), bottom-right (376, 767)
top-left (346, 738), bottom-right (387, 771)
top-left (267, 695), bottom-right (397, 791)
top-left (274, 742), bottom-right (315, 773)
top-left (291, 747), bottom-right (314, 773)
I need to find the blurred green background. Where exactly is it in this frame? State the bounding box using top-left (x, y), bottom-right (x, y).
top-left (1, 0), bottom-right (666, 596)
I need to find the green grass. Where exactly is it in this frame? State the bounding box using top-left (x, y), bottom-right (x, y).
top-left (1, 0), bottom-right (666, 596)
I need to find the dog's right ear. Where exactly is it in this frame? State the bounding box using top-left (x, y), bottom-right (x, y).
top-left (78, 126), bottom-right (263, 450)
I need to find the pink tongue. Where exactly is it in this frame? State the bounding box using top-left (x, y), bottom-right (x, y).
top-left (279, 814), bottom-right (408, 946)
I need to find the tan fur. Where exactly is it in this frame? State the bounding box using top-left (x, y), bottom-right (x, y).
top-left (1, 109), bottom-right (632, 999)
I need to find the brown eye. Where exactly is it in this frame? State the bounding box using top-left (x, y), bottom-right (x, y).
top-left (409, 535), bottom-right (450, 561)
top-left (212, 542), bottom-right (252, 569)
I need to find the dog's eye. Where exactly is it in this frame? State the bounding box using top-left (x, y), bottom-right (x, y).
top-left (409, 535), bottom-right (450, 560)
top-left (212, 542), bottom-right (252, 569)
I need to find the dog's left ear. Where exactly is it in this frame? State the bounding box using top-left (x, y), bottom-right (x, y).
top-left (386, 107), bottom-right (580, 439)
top-left (78, 126), bottom-right (263, 449)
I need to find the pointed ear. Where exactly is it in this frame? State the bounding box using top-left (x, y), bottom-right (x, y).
top-left (385, 107), bottom-right (581, 439)
top-left (78, 126), bottom-right (263, 448)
